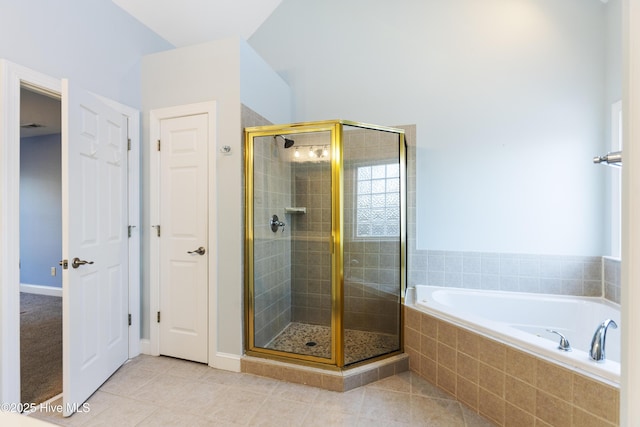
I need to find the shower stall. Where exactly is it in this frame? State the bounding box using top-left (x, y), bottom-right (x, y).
top-left (245, 120), bottom-right (406, 368)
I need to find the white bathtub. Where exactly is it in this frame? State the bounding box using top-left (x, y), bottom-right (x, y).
top-left (410, 285), bottom-right (621, 386)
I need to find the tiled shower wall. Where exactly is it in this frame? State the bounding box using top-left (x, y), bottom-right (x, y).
top-left (290, 158), bottom-right (332, 326)
top-left (402, 125), bottom-right (618, 303)
top-left (242, 106), bottom-right (293, 347)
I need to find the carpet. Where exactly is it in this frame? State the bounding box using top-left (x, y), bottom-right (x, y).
top-left (20, 292), bottom-right (62, 405)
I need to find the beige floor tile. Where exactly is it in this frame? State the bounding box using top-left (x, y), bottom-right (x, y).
top-left (29, 391), bottom-right (119, 426)
top-left (410, 394), bottom-right (465, 426)
top-left (230, 373), bottom-right (282, 395)
top-left (81, 394), bottom-right (158, 427)
top-left (302, 405), bottom-right (360, 426)
top-left (162, 380), bottom-right (229, 413)
top-left (248, 395), bottom-right (310, 426)
top-left (163, 359), bottom-right (212, 381)
top-left (29, 355), bottom-right (501, 427)
top-left (202, 385), bottom-right (267, 425)
top-left (360, 387), bottom-right (412, 424)
top-left (98, 365), bottom-right (159, 396)
top-left (313, 388), bottom-right (365, 415)
top-left (274, 380), bottom-right (321, 403)
top-left (356, 416), bottom-right (410, 426)
top-left (129, 374), bottom-right (195, 405)
top-left (199, 368), bottom-right (244, 386)
top-left (136, 408), bottom-right (217, 427)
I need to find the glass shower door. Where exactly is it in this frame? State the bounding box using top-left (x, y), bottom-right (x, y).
top-left (342, 125), bottom-right (403, 365)
top-left (248, 129), bottom-right (335, 364)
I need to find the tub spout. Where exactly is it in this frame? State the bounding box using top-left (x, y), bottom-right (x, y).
top-left (589, 319), bottom-right (618, 363)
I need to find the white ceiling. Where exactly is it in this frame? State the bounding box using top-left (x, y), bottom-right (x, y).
top-left (111, 0), bottom-right (283, 47)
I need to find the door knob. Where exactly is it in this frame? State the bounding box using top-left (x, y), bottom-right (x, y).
top-left (187, 247), bottom-right (206, 256)
top-left (71, 257), bottom-right (94, 269)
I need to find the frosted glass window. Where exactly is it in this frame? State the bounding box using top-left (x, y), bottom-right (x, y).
top-left (356, 163), bottom-right (400, 238)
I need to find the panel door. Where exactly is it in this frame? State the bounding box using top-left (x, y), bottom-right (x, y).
top-left (61, 80), bottom-right (128, 416)
top-left (159, 113), bottom-right (209, 363)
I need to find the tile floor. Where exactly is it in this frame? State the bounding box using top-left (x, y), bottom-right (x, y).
top-left (29, 355), bottom-right (494, 426)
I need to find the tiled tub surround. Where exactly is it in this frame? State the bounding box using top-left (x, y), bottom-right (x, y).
top-left (411, 285), bottom-right (620, 384)
top-left (604, 257), bottom-right (622, 304)
top-left (404, 305), bottom-right (620, 426)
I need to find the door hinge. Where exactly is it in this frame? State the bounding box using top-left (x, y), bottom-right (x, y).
top-left (128, 313), bottom-right (132, 326)
top-left (128, 225), bottom-right (136, 238)
top-left (152, 225), bottom-right (160, 237)
top-left (59, 259), bottom-right (68, 270)
top-left (157, 311), bottom-right (161, 323)
top-left (127, 138), bottom-right (132, 151)
top-left (157, 140), bottom-right (161, 151)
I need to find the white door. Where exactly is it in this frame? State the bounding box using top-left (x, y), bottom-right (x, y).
top-left (158, 114), bottom-right (209, 363)
top-left (61, 80), bottom-right (129, 416)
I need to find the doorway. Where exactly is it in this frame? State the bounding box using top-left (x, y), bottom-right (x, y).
top-left (19, 86), bottom-right (63, 404)
top-left (0, 60), bottom-right (141, 410)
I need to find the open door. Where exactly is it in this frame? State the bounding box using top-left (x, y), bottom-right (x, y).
top-left (61, 79), bottom-right (128, 416)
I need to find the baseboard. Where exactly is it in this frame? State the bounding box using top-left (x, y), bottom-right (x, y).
top-left (138, 339), bottom-right (240, 372)
top-left (139, 339), bottom-right (156, 356)
top-left (212, 352), bottom-right (242, 372)
top-left (20, 283), bottom-right (62, 297)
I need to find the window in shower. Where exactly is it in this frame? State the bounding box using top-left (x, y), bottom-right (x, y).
top-left (355, 163), bottom-right (400, 238)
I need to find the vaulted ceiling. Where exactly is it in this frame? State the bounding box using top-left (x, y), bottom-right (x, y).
top-left (111, 0), bottom-right (283, 47)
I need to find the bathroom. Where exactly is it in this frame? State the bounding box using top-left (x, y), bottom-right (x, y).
top-left (2, 0), bottom-right (640, 425)
top-left (243, 0), bottom-right (626, 425)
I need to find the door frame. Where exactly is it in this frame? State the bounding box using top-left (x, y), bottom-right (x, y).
top-left (0, 60), bottom-right (141, 404)
top-left (148, 102), bottom-right (217, 366)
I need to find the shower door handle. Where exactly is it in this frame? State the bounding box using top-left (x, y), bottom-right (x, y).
top-left (187, 247), bottom-right (206, 255)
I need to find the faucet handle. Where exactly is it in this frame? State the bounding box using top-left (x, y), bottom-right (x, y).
top-left (546, 329), bottom-right (572, 352)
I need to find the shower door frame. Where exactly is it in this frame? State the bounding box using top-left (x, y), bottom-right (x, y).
top-left (244, 119), bottom-right (406, 369)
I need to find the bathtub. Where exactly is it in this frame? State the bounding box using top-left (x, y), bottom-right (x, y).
top-left (410, 285), bottom-right (621, 386)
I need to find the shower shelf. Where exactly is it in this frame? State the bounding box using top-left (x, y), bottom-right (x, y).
top-left (285, 207), bottom-right (306, 214)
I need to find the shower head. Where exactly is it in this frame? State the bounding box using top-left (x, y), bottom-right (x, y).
top-left (275, 134), bottom-right (295, 148)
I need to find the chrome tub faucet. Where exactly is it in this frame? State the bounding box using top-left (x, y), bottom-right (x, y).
top-left (589, 319), bottom-right (618, 362)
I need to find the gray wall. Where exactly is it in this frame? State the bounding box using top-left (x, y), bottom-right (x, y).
top-left (19, 134), bottom-right (62, 287)
top-left (249, 0), bottom-right (620, 257)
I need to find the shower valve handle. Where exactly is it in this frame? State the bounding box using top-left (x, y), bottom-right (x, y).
top-left (270, 215), bottom-right (285, 233)
top-left (546, 329), bottom-right (572, 352)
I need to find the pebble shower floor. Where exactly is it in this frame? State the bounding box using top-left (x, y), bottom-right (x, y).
top-left (267, 322), bottom-right (398, 365)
